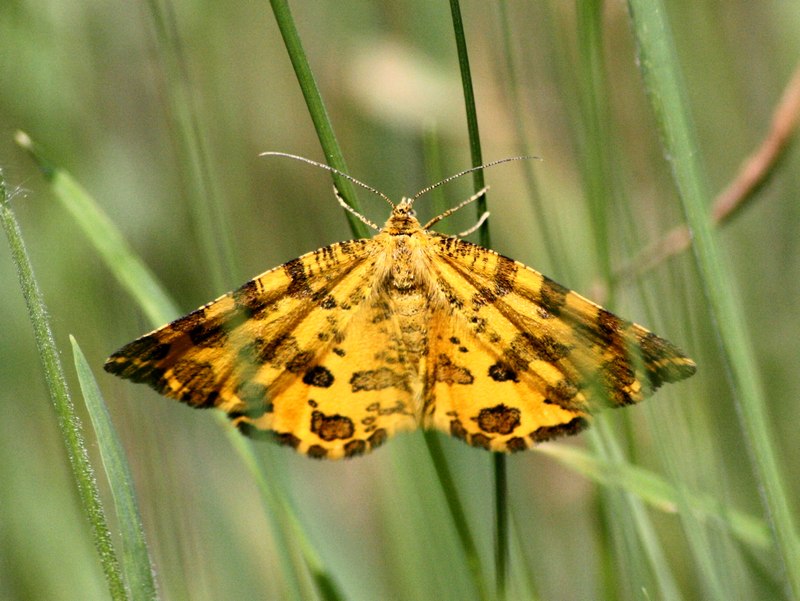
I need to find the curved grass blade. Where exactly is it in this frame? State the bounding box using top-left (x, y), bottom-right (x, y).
top-left (540, 444), bottom-right (770, 550)
top-left (72, 337), bottom-right (159, 601)
top-left (15, 131), bottom-right (180, 326)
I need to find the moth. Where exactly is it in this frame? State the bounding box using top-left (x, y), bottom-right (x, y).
top-left (105, 155), bottom-right (696, 459)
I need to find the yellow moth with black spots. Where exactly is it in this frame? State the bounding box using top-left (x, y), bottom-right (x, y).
top-left (105, 155), bottom-right (696, 459)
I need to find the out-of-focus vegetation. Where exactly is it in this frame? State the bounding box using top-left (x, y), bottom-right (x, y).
top-left (1, 2), bottom-right (799, 600)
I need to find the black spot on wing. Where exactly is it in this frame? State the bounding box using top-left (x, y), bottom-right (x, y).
top-left (320, 295), bottom-right (337, 309)
top-left (530, 417), bottom-right (589, 443)
top-left (505, 437), bottom-right (529, 453)
top-left (493, 256), bottom-right (517, 296)
top-left (274, 432), bottom-right (302, 449)
top-left (505, 332), bottom-right (571, 371)
top-left (233, 279), bottom-right (270, 319)
top-left (470, 433), bottom-right (491, 450)
top-left (475, 404), bottom-right (520, 435)
top-left (544, 379), bottom-right (582, 411)
top-left (488, 362), bottom-right (518, 383)
top-left (367, 428), bottom-right (388, 449)
top-left (307, 445), bottom-right (328, 459)
top-left (639, 332), bottom-right (697, 387)
top-left (450, 418), bottom-right (468, 441)
top-left (104, 336), bottom-right (171, 373)
top-left (311, 411), bottom-right (355, 441)
top-left (600, 355), bottom-right (637, 406)
top-left (169, 360), bottom-right (219, 408)
top-left (237, 334), bottom-right (302, 369)
top-left (286, 350), bottom-right (314, 373)
top-left (303, 365), bottom-right (335, 388)
top-left (434, 354), bottom-right (474, 385)
top-left (344, 439), bottom-right (367, 457)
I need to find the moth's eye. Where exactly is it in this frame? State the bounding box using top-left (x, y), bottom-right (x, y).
top-left (408, 208), bottom-right (417, 218)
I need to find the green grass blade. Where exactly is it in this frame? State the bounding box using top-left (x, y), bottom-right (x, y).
top-left (423, 432), bottom-right (491, 601)
top-left (142, 0), bottom-right (239, 293)
top-left (575, 0), bottom-right (614, 286)
top-left (626, 2), bottom-right (800, 598)
top-left (15, 131), bottom-right (181, 326)
top-left (268, 0), bottom-right (369, 239)
top-left (71, 336), bottom-right (159, 601)
top-left (422, 128), bottom-right (448, 220)
top-left (540, 443), bottom-right (771, 550)
top-left (494, 2), bottom-right (566, 276)
top-left (224, 428), bottom-right (343, 601)
top-left (448, 2), bottom-right (504, 597)
top-left (15, 137), bottom-right (341, 601)
top-left (572, 4), bottom-right (681, 597)
top-left (590, 426), bottom-right (683, 601)
top-left (0, 173), bottom-right (127, 601)
top-left (448, 0), bottom-right (488, 245)
top-left (492, 452), bottom-right (508, 601)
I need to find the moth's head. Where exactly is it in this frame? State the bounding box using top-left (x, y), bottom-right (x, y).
top-left (386, 198), bottom-right (421, 234)
top-left (395, 197), bottom-right (416, 215)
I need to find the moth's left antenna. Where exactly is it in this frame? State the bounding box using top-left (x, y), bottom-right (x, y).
top-left (260, 152), bottom-right (394, 211)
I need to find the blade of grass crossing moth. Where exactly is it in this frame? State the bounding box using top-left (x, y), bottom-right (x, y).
top-left (223, 426), bottom-right (344, 601)
top-left (423, 432), bottom-right (491, 601)
top-left (0, 174), bottom-right (127, 600)
top-left (448, 2), bottom-right (506, 598)
top-left (71, 337), bottom-right (159, 601)
top-left (626, 2), bottom-right (800, 597)
top-left (16, 136), bottom-right (339, 600)
top-left (419, 134), bottom-right (491, 601)
top-left (575, 4), bottom-right (683, 597)
top-left (268, 0), bottom-right (369, 239)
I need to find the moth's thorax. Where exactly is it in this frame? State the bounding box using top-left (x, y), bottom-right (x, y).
top-left (376, 215), bottom-right (437, 297)
top-left (372, 201), bottom-right (437, 394)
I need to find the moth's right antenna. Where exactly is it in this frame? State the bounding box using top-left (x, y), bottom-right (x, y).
top-left (410, 155), bottom-right (536, 203)
top-left (260, 152), bottom-right (395, 210)
top-left (423, 186), bottom-right (489, 229)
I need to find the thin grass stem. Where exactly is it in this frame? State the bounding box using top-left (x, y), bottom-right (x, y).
top-left (268, 0), bottom-right (369, 239)
top-left (448, 3), bottom-right (509, 597)
top-left (0, 173), bottom-right (127, 600)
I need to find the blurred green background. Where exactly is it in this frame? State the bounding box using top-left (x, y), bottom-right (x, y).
top-left (2, 2), bottom-right (799, 600)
